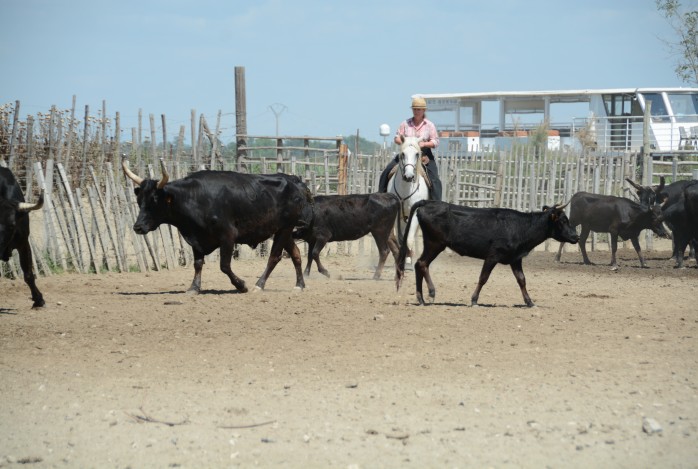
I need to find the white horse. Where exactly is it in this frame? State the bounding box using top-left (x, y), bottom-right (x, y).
top-left (387, 135), bottom-right (430, 267)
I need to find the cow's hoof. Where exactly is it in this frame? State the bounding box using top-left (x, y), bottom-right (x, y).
top-left (293, 286), bottom-right (304, 292)
top-left (253, 286), bottom-right (263, 293)
top-left (610, 265), bottom-right (619, 272)
top-left (186, 289), bottom-right (200, 295)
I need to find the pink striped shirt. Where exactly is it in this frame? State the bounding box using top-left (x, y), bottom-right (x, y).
top-left (396, 117), bottom-right (439, 148)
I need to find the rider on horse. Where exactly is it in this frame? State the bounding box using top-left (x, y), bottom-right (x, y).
top-left (378, 96), bottom-right (442, 201)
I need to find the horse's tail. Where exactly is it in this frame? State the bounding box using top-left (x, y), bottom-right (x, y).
top-left (395, 199), bottom-right (429, 291)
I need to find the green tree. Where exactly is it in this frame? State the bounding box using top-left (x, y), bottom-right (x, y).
top-left (343, 134), bottom-right (382, 154)
top-left (656, 0), bottom-right (698, 84)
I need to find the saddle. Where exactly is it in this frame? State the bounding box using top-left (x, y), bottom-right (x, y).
top-left (388, 155), bottom-right (433, 190)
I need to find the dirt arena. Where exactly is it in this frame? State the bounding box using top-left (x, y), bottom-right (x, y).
top-left (1, 241), bottom-right (697, 468)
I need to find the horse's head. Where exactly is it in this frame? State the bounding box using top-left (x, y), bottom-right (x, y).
top-left (398, 135), bottom-right (423, 182)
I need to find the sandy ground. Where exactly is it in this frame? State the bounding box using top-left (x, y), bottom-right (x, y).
top-left (1, 241), bottom-right (698, 468)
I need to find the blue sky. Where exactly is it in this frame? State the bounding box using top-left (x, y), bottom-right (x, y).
top-left (0, 0), bottom-right (693, 144)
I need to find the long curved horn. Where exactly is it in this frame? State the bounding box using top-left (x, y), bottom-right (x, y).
top-left (157, 158), bottom-right (169, 189)
top-left (17, 190), bottom-right (44, 212)
top-left (554, 201), bottom-right (569, 211)
top-left (656, 175), bottom-right (665, 194)
top-left (625, 177), bottom-right (644, 191)
top-left (122, 156), bottom-right (144, 185)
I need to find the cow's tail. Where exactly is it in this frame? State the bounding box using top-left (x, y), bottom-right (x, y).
top-left (395, 199), bottom-right (428, 291)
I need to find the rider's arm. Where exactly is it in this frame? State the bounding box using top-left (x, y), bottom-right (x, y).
top-left (424, 121), bottom-right (439, 149)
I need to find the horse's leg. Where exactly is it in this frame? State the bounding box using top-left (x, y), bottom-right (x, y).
top-left (404, 207), bottom-right (421, 266)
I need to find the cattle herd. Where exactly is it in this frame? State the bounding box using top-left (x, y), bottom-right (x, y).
top-left (1, 160), bottom-right (697, 309)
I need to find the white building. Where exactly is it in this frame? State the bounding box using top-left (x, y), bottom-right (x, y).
top-left (414, 88), bottom-right (698, 152)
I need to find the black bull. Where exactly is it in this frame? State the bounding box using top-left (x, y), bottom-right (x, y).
top-left (685, 182), bottom-right (698, 238)
top-left (396, 200), bottom-right (579, 307)
top-left (292, 193), bottom-right (400, 279)
top-left (0, 167), bottom-right (45, 308)
top-left (555, 191), bottom-right (669, 269)
top-left (627, 176), bottom-right (697, 267)
top-left (661, 180), bottom-right (698, 267)
top-left (123, 158), bottom-right (314, 293)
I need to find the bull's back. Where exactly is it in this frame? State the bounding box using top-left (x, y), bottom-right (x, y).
top-left (662, 180), bottom-right (693, 205)
top-left (184, 171), bottom-right (310, 243)
top-left (418, 203), bottom-right (523, 260)
top-left (684, 182), bottom-right (698, 235)
top-left (0, 167), bottom-right (25, 202)
top-left (312, 193), bottom-right (398, 241)
top-left (569, 192), bottom-right (630, 231)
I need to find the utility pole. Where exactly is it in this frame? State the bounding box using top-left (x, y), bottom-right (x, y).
top-left (235, 66), bottom-right (247, 172)
top-left (269, 103), bottom-right (287, 136)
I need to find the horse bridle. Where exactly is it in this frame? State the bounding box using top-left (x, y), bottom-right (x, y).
top-left (398, 142), bottom-right (421, 181)
top-left (393, 142), bottom-right (424, 222)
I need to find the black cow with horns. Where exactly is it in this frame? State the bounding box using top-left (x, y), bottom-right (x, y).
top-left (555, 191), bottom-right (669, 269)
top-left (122, 157), bottom-right (314, 293)
top-left (0, 166), bottom-right (45, 308)
top-left (626, 176), bottom-right (697, 267)
top-left (659, 180), bottom-right (698, 267)
top-left (396, 200), bottom-right (579, 307)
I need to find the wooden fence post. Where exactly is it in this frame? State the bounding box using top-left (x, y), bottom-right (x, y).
top-left (57, 163), bottom-right (86, 272)
top-left (338, 143), bottom-right (348, 195)
top-left (86, 185), bottom-right (113, 272)
top-left (8, 100), bottom-right (20, 169)
top-left (89, 165), bottom-right (124, 272)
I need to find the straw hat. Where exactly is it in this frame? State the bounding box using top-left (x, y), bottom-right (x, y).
top-left (411, 97), bottom-right (427, 109)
